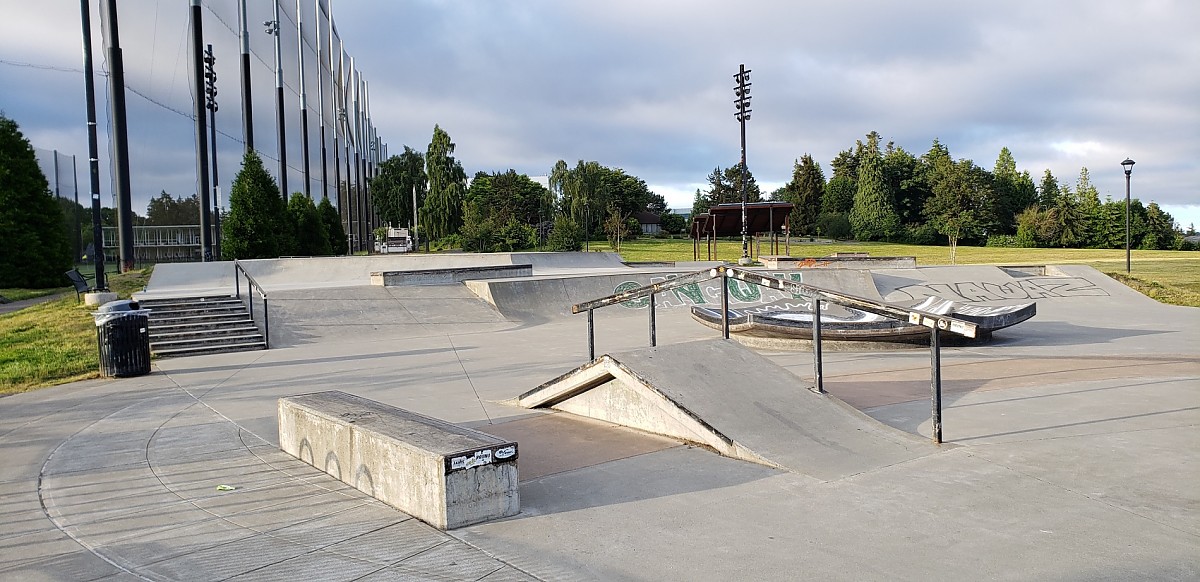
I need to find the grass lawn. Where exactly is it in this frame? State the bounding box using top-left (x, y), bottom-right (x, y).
top-left (595, 237), bottom-right (1200, 307)
top-left (0, 268), bottom-right (152, 396)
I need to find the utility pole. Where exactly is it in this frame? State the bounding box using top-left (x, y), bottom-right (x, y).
top-left (99, 0), bottom-right (135, 272)
top-left (734, 64), bottom-right (753, 266)
top-left (79, 0), bottom-right (106, 288)
top-left (266, 1), bottom-right (287, 197)
top-left (237, 0), bottom-right (253, 151)
top-left (205, 44), bottom-right (221, 260)
top-left (189, 0), bottom-right (212, 261)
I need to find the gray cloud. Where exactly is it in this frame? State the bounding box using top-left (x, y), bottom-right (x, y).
top-left (1, 0), bottom-right (1195, 224)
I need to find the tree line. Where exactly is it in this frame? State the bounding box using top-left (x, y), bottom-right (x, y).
top-left (753, 131), bottom-right (1192, 255)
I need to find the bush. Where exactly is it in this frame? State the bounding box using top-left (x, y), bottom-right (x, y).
top-left (815, 212), bottom-right (852, 240)
top-left (900, 223), bottom-right (940, 246)
top-left (985, 234), bottom-right (1021, 248)
top-left (495, 219), bottom-right (536, 251)
top-left (547, 215), bottom-right (582, 251)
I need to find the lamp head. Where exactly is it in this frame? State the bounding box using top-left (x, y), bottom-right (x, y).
top-left (1121, 158), bottom-right (1135, 175)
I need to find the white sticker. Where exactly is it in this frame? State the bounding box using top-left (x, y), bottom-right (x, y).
top-left (909, 312), bottom-right (921, 325)
top-left (495, 445), bottom-right (516, 460)
top-left (450, 456), bottom-right (467, 470)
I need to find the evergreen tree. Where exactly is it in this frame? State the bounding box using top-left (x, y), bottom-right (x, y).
top-left (1142, 202), bottom-right (1177, 250)
top-left (1074, 168), bottom-right (1103, 247)
top-left (849, 147), bottom-right (899, 241)
top-left (779, 154), bottom-right (824, 234)
top-left (424, 125), bottom-right (467, 241)
top-left (690, 188), bottom-right (710, 216)
top-left (287, 193), bottom-right (331, 256)
top-left (317, 196), bottom-right (347, 255)
top-left (1051, 183), bottom-right (1084, 248)
top-left (0, 114), bottom-right (71, 287)
top-left (991, 147), bottom-right (1036, 234)
top-left (1037, 169), bottom-right (1060, 208)
top-left (821, 175), bottom-right (855, 214)
top-left (882, 143), bottom-right (924, 225)
top-left (222, 151), bottom-right (290, 259)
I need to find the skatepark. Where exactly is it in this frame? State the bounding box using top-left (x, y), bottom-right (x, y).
top-left (1, 252), bottom-right (1196, 580)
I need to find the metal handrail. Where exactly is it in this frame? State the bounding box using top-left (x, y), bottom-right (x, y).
top-left (572, 264), bottom-right (973, 443)
top-left (233, 261), bottom-right (269, 349)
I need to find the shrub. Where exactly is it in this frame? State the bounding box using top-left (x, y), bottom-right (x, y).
top-left (986, 234), bottom-right (1021, 248)
top-left (815, 212), bottom-right (852, 240)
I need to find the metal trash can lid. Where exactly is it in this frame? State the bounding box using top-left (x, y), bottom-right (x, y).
top-left (93, 299), bottom-right (151, 326)
top-left (96, 299), bottom-right (141, 313)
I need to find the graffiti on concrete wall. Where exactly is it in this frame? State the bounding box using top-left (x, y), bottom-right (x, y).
top-left (613, 272), bottom-right (809, 309)
top-left (891, 277), bottom-right (1108, 302)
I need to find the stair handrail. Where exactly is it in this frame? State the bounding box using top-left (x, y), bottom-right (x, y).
top-left (233, 260), bottom-right (269, 349)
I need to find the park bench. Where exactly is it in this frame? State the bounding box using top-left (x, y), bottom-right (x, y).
top-left (278, 391), bottom-right (519, 529)
top-left (64, 269), bottom-right (93, 302)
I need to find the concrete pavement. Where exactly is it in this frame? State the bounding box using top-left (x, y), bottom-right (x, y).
top-left (1, 256), bottom-right (1196, 580)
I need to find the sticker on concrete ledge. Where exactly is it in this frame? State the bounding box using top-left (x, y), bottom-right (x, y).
top-left (446, 445), bottom-right (517, 473)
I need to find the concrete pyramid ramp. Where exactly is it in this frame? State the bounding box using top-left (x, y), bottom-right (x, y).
top-left (519, 339), bottom-right (935, 480)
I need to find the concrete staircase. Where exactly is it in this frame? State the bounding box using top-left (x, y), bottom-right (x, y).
top-left (139, 295), bottom-right (267, 358)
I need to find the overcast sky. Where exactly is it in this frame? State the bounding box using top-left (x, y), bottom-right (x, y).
top-left (2, 0), bottom-right (1197, 228)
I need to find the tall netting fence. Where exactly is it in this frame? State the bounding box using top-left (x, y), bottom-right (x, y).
top-left (33, 147), bottom-right (87, 264)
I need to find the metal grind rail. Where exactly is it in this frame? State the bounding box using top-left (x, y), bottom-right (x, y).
top-left (572, 265), bottom-right (979, 443)
top-left (233, 261), bottom-right (270, 349)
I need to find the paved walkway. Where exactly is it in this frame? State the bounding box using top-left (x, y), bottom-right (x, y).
top-left (0, 292), bottom-right (68, 315)
top-left (2, 262), bottom-right (1197, 580)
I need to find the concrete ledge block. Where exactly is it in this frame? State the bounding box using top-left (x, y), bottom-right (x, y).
top-left (370, 264), bottom-right (533, 286)
top-left (84, 291), bottom-right (120, 306)
top-left (278, 391), bottom-right (518, 529)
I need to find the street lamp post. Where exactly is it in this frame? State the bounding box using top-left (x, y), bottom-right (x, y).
top-left (1122, 158), bottom-right (1135, 274)
top-left (734, 64), bottom-right (752, 265)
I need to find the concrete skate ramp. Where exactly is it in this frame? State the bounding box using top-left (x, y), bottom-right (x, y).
top-left (519, 339), bottom-right (934, 480)
top-left (466, 266), bottom-right (875, 320)
top-left (141, 252), bottom-right (629, 298)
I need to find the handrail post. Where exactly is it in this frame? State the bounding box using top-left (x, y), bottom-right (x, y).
top-left (588, 308), bottom-right (595, 361)
top-left (648, 292), bottom-right (656, 347)
top-left (812, 298), bottom-right (824, 393)
top-left (263, 296), bottom-right (270, 349)
top-left (721, 269), bottom-right (730, 340)
top-left (234, 264), bottom-right (241, 299)
top-left (931, 326), bottom-right (942, 444)
top-left (248, 288), bottom-right (254, 323)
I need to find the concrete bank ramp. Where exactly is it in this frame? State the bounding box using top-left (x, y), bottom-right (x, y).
top-left (518, 339), bottom-right (935, 480)
top-left (142, 252), bottom-right (630, 298)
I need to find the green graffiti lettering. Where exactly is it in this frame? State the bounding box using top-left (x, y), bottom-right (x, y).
top-left (671, 282), bottom-right (708, 306)
top-left (727, 278), bottom-right (761, 302)
top-left (614, 281), bottom-right (649, 309)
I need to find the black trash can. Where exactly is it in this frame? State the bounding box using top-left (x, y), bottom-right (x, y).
top-left (95, 299), bottom-right (151, 378)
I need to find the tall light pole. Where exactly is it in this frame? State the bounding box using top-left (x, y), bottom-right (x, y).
top-left (265, 4), bottom-right (286, 198)
top-left (189, 0), bottom-right (212, 261)
top-left (1122, 158), bottom-right (1135, 274)
top-left (734, 64), bottom-right (752, 265)
top-left (204, 45), bottom-right (220, 260)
